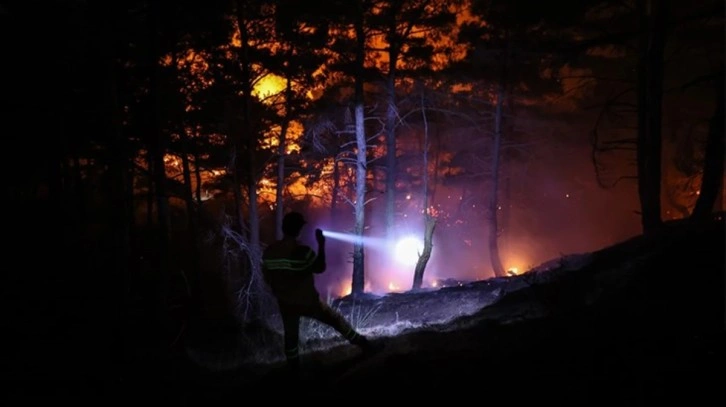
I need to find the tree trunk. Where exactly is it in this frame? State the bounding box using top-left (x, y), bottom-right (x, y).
top-left (353, 102), bottom-right (367, 295)
top-left (150, 104), bottom-right (171, 302)
top-left (180, 133), bottom-right (202, 305)
top-left (691, 69), bottom-right (725, 220)
top-left (107, 43), bottom-right (132, 380)
top-left (147, 0), bottom-right (172, 342)
top-left (412, 214), bottom-right (436, 290)
top-left (331, 153), bottom-right (340, 226)
top-left (275, 137), bottom-right (286, 241)
top-left (109, 70), bottom-right (131, 264)
top-left (146, 12), bottom-right (171, 304)
top-left (146, 149), bottom-right (155, 227)
top-left (487, 80), bottom-right (505, 277)
top-left (246, 147), bottom-right (260, 254)
top-left (421, 87), bottom-right (429, 214)
top-left (636, 0), bottom-right (667, 233)
top-left (412, 86), bottom-right (434, 290)
top-left (126, 149), bottom-right (137, 250)
top-left (71, 147), bottom-right (86, 225)
top-left (385, 52), bottom-right (398, 242)
top-left (352, 4), bottom-right (367, 296)
top-left (223, 90), bottom-right (244, 233)
top-left (235, 1), bottom-right (260, 253)
top-left (502, 175), bottom-right (511, 256)
top-left (193, 149), bottom-right (203, 224)
top-left (488, 81), bottom-right (506, 278)
top-left (430, 127), bottom-right (442, 204)
top-left (231, 156), bottom-right (245, 234)
top-left (275, 76), bottom-right (293, 241)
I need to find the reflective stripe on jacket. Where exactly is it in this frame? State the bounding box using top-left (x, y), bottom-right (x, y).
top-left (263, 249), bottom-right (315, 272)
top-left (262, 240), bottom-right (320, 305)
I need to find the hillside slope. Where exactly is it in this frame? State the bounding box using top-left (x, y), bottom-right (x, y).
top-left (194, 218), bottom-right (725, 406)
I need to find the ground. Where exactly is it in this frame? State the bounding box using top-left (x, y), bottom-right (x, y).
top-left (3, 218), bottom-right (724, 406)
top-left (177, 217), bottom-right (725, 406)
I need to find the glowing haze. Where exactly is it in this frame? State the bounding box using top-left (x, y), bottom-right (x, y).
top-left (294, 115), bottom-right (646, 298)
top-left (186, 1), bottom-right (717, 299)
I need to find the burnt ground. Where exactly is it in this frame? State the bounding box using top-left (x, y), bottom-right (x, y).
top-left (3, 217), bottom-right (724, 406)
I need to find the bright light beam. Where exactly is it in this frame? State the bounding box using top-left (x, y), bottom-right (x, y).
top-left (394, 236), bottom-right (424, 266)
top-left (321, 230), bottom-right (386, 247)
top-left (322, 231), bottom-right (426, 267)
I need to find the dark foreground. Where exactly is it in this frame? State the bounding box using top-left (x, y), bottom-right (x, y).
top-left (4, 218), bottom-right (725, 406)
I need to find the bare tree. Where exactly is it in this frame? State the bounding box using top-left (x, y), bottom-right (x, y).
top-left (412, 86), bottom-right (437, 290)
top-left (691, 68), bottom-right (725, 220)
top-left (487, 79), bottom-right (507, 278)
top-left (350, 2), bottom-right (370, 295)
top-left (635, 0), bottom-right (668, 232)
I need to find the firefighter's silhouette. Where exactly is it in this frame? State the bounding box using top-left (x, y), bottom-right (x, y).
top-left (262, 211), bottom-right (381, 373)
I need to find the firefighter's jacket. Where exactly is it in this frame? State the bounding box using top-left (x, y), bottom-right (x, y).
top-left (261, 238), bottom-right (325, 306)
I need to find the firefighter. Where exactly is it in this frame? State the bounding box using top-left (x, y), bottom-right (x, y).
top-left (261, 211), bottom-right (382, 374)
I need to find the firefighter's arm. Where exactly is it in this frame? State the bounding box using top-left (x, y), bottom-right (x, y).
top-left (307, 229), bottom-right (327, 274)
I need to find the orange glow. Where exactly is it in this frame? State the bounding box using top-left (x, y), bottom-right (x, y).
top-left (287, 173), bottom-right (311, 197)
top-left (257, 156), bottom-right (338, 209)
top-left (151, 151), bottom-right (228, 203)
top-left (432, 4), bottom-right (477, 69)
top-left (159, 49), bottom-right (212, 80)
top-left (364, 2), bottom-right (475, 75)
top-left (262, 121), bottom-right (304, 152)
top-left (336, 280), bottom-right (373, 296)
top-left (451, 83), bottom-right (473, 93)
top-left (335, 279), bottom-right (378, 297)
top-left (504, 253), bottom-right (534, 276)
top-left (340, 280), bottom-right (352, 297)
top-left (253, 73), bottom-right (286, 100)
top-left (388, 281), bottom-right (402, 292)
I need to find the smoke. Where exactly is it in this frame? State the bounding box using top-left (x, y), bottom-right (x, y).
top-left (290, 112), bottom-right (644, 298)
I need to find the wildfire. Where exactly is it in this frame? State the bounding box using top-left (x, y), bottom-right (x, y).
top-left (159, 153), bottom-right (223, 197)
top-left (505, 253), bottom-right (533, 277)
top-left (261, 121), bottom-right (304, 152)
top-left (253, 73), bottom-right (286, 100)
top-left (338, 279), bottom-right (352, 297)
top-left (163, 154), bottom-right (182, 169)
top-left (336, 279), bottom-right (376, 297)
top-left (388, 281), bottom-right (402, 292)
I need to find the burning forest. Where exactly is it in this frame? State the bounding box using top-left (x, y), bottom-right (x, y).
top-left (3, 0), bottom-right (724, 405)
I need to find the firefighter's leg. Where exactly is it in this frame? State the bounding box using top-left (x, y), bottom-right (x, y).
top-left (280, 311), bottom-right (301, 372)
top-left (309, 300), bottom-right (367, 346)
